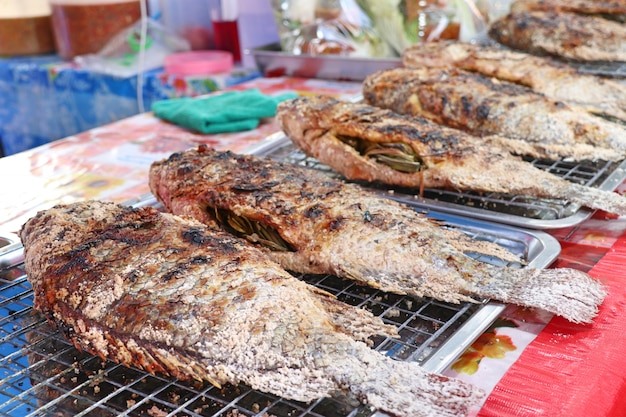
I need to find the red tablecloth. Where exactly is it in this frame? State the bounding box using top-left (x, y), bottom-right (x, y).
top-left (480, 218), bottom-right (626, 417)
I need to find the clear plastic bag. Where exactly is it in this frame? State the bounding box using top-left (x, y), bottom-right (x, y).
top-left (270, 0), bottom-right (394, 58)
top-left (356, 0), bottom-right (487, 55)
top-left (74, 18), bottom-right (191, 78)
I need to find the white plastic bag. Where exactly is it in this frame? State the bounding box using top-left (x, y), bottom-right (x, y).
top-left (271, 0), bottom-right (394, 58)
top-left (356, 0), bottom-right (487, 55)
top-left (75, 18), bottom-right (191, 78)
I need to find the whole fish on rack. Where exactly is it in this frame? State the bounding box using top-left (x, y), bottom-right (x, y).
top-left (402, 41), bottom-right (626, 122)
top-left (488, 10), bottom-right (626, 62)
top-left (149, 145), bottom-right (607, 323)
top-left (276, 95), bottom-right (626, 216)
top-left (362, 67), bottom-right (626, 161)
top-left (20, 200), bottom-right (484, 417)
top-left (509, 0), bottom-right (626, 22)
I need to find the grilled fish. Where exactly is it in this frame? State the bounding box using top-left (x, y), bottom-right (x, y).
top-left (277, 95), bottom-right (626, 215)
top-left (510, 0), bottom-right (626, 21)
top-left (488, 10), bottom-right (626, 62)
top-left (402, 41), bottom-right (626, 122)
top-left (362, 67), bottom-right (626, 161)
top-left (20, 200), bottom-right (485, 417)
top-left (149, 145), bottom-right (607, 323)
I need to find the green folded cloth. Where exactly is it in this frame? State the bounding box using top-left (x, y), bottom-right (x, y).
top-left (151, 89), bottom-right (299, 134)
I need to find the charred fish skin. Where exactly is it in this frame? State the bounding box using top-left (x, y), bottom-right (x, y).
top-left (150, 145), bottom-right (607, 323)
top-left (150, 145), bottom-right (524, 282)
top-left (20, 201), bottom-right (484, 417)
top-left (276, 95), bottom-right (573, 196)
top-left (401, 41), bottom-right (626, 122)
top-left (362, 67), bottom-right (626, 161)
top-left (275, 95), bottom-right (626, 216)
top-left (488, 10), bottom-right (626, 62)
top-left (509, 0), bottom-right (626, 22)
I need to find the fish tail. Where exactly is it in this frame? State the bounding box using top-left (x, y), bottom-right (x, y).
top-left (341, 346), bottom-right (485, 417)
top-left (469, 266), bottom-right (607, 323)
top-left (565, 183), bottom-right (626, 216)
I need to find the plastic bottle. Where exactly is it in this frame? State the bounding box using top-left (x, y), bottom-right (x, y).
top-left (0, 0), bottom-right (55, 56)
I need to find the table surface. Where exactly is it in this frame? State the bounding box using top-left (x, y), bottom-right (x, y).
top-left (1, 76), bottom-right (626, 417)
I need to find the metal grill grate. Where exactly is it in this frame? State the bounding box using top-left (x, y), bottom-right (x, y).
top-left (0, 204), bottom-right (559, 417)
top-left (248, 134), bottom-right (626, 229)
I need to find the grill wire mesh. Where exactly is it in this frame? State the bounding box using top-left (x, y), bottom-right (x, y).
top-left (0, 211), bottom-right (537, 417)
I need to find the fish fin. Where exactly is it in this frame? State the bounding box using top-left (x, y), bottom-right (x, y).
top-left (312, 288), bottom-right (400, 341)
top-left (485, 135), bottom-right (623, 162)
top-left (449, 231), bottom-right (525, 265)
top-left (562, 183), bottom-right (626, 216)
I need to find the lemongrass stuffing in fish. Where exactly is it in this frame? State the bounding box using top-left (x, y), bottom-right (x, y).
top-left (149, 145), bottom-right (607, 324)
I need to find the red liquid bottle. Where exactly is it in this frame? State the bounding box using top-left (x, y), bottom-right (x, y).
top-left (213, 19), bottom-right (241, 62)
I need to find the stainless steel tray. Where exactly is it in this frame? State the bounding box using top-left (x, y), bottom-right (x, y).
top-left (250, 43), bottom-right (402, 81)
top-left (0, 233), bottom-right (18, 257)
top-left (251, 42), bottom-right (626, 81)
top-left (247, 132), bottom-right (626, 230)
top-left (0, 191), bottom-right (560, 417)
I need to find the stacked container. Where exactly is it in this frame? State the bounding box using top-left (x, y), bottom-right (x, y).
top-left (49, 0), bottom-right (142, 59)
top-left (0, 0), bottom-right (56, 56)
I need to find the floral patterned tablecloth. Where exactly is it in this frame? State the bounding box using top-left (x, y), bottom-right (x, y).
top-left (1, 76), bottom-right (626, 417)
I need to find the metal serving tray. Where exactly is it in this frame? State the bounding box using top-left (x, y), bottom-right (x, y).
top-left (251, 42), bottom-right (626, 81)
top-left (0, 191), bottom-right (560, 417)
top-left (250, 43), bottom-right (402, 81)
top-left (247, 132), bottom-right (626, 230)
top-left (0, 234), bottom-right (18, 257)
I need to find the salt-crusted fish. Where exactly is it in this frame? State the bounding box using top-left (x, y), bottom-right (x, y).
top-left (402, 41), bottom-right (626, 122)
top-left (510, 0), bottom-right (626, 22)
top-left (20, 200), bottom-right (483, 417)
top-left (362, 67), bottom-right (626, 161)
top-left (149, 145), bottom-right (607, 323)
top-left (276, 95), bottom-right (626, 215)
top-left (488, 10), bottom-right (626, 62)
